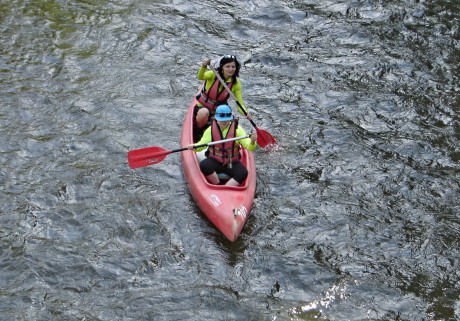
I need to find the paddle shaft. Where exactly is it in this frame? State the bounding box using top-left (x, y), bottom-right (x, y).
top-left (193, 134), bottom-right (250, 148)
top-left (130, 134), bottom-right (251, 161)
top-left (127, 134), bottom-right (252, 169)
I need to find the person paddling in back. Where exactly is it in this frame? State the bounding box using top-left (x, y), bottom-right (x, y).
top-left (194, 55), bottom-right (249, 141)
top-left (188, 105), bottom-right (257, 186)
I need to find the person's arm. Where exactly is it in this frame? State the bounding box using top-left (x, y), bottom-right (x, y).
top-left (197, 59), bottom-right (216, 82)
top-left (232, 79), bottom-right (248, 116)
top-left (197, 59), bottom-right (209, 79)
top-left (197, 67), bottom-right (214, 80)
top-left (236, 127), bottom-right (257, 151)
top-left (193, 127), bottom-right (212, 152)
top-left (197, 69), bottom-right (217, 93)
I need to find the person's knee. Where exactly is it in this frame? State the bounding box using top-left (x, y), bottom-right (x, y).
top-left (200, 159), bottom-right (215, 176)
top-left (197, 108), bottom-right (209, 120)
top-left (233, 167), bottom-right (248, 184)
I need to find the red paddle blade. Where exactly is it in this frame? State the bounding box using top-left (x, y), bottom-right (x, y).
top-left (256, 128), bottom-right (277, 149)
top-left (128, 146), bottom-right (172, 169)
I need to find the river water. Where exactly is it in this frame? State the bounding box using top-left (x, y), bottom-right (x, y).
top-left (1, 0), bottom-right (459, 320)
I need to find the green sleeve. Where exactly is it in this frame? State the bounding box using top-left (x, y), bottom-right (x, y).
top-left (197, 66), bottom-right (207, 80)
top-left (236, 127), bottom-right (257, 152)
top-left (194, 127), bottom-right (212, 152)
top-left (232, 79), bottom-right (248, 116)
top-left (197, 67), bottom-right (216, 90)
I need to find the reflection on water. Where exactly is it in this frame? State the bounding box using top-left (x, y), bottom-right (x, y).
top-left (1, 0), bottom-right (459, 320)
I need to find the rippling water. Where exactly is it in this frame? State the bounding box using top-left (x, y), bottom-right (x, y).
top-left (1, 0), bottom-right (459, 320)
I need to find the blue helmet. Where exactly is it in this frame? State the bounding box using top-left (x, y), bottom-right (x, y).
top-left (214, 105), bottom-right (233, 121)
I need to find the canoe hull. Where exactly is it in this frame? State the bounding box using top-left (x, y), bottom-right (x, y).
top-left (180, 97), bottom-right (256, 241)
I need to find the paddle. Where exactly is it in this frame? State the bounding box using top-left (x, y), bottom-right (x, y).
top-left (128, 134), bottom-right (251, 169)
top-left (209, 65), bottom-right (277, 149)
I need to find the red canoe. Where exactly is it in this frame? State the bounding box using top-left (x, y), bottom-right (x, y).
top-left (180, 95), bottom-right (256, 242)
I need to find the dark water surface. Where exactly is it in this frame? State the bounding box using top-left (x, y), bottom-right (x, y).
top-left (1, 0), bottom-right (459, 320)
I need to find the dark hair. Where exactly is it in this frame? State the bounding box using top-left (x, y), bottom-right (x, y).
top-left (218, 55), bottom-right (241, 82)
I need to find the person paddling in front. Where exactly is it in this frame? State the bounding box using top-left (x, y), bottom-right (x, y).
top-left (194, 55), bottom-right (250, 142)
top-left (187, 105), bottom-right (257, 186)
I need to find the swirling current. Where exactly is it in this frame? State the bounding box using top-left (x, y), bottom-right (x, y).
top-left (1, 0), bottom-right (459, 320)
